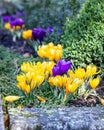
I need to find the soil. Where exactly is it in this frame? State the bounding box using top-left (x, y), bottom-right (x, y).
top-left (0, 29), bottom-right (37, 57)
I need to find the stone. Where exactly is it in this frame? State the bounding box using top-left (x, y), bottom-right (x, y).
top-left (0, 96), bottom-right (5, 130)
top-left (9, 107), bottom-right (104, 130)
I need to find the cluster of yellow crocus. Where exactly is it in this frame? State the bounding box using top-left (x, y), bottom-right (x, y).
top-left (48, 75), bottom-right (68, 88)
top-left (48, 65), bottom-right (100, 101)
top-left (20, 61), bottom-right (55, 77)
top-left (17, 73), bottom-right (44, 94)
top-left (22, 30), bottom-right (32, 40)
top-left (17, 61), bottom-right (55, 94)
top-left (37, 42), bottom-right (63, 61)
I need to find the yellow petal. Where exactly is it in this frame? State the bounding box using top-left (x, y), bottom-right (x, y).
top-left (4, 23), bottom-right (11, 29)
top-left (89, 78), bottom-right (100, 89)
top-left (5, 96), bottom-right (20, 103)
top-left (37, 96), bottom-right (46, 103)
top-left (75, 68), bottom-right (85, 79)
top-left (25, 84), bottom-right (31, 94)
top-left (99, 97), bottom-right (104, 106)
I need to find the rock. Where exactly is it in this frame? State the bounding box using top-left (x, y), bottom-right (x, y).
top-left (9, 107), bottom-right (104, 130)
top-left (0, 96), bottom-right (5, 130)
top-left (23, 52), bottom-right (31, 58)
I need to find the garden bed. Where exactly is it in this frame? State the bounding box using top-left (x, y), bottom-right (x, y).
top-left (0, 0), bottom-right (104, 129)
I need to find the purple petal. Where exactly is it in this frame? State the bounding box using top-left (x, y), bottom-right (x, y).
top-left (3, 15), bottom-right (9, 22)
top-left (10, 15), bottom-right (16, 21)
top-left (10, 21), bottom-right (15, 27)
top-left (52, 65), bottom-right (61, 76)
top-left (58, 60), bottom-right (71, 74)
top-left (15, 19), bottom-right (24, 27)
top-left (32, 28), bottom-right (46, 41)
top-left (46, 27), bottom-right (54, 33)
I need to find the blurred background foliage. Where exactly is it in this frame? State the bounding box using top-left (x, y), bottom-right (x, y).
top-left (0, 0), bottom-right (86, 44)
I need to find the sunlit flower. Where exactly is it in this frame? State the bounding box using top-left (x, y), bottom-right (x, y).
top-left (85, 65), bottom-right (100, 78)
top-left (20, 62), bottom-right (35, 72)
top-left (89, 78), bottom-right (100, 89)
top-left (36, 96), bottom-right (46, 103)
top-left (37, 43), bottom-right (63, 61)
top-left (52, 60), bottom-right (71, 76)
top-left (22, 30), bottom-right (32, 40)
top-left (48, 76), bottom-right (62, 88)
top-left (48, 75), bottom-right (68, 88)
top-left (75, 68), bottom-right (86, 79)
top-left (65, 79), bottom-right (82, 93)
top-left (5, 96), bottom-right (20, 103)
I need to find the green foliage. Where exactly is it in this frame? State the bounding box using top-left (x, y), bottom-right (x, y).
top-left (0, 46), bottom-right (63, 107)
top-left (0, 45), bottom-right (39, 97)
top-left (17, 0), bottom-right (84, 44)
top-left (22, 0), bottom-right (85, 29)
top-left (61, 0), bottom-right (104, 69)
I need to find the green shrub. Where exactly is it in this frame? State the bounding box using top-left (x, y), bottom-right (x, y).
top-left (61, 0), bottom-right (104, 69)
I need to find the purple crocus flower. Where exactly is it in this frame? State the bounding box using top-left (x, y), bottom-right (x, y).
top-left (10, 18), bottom-right (24, 28)
top-left (3, 15), bottom-right (9, 22)
top-left (16, 11), bottom-right (26, 18)
top-left (15, 19), bottom-right (24, 27)
top-left (32, 28), bottom-right (46, 42)
top-left (46, 27), bottom-right (54, 33)
top-left (10, 15), bottom-right (16, 21)
top-left (52, 60), bottom-right (71, 76)
top-left (10, 21), bottom-right (15, 27)
top-left (52, 65), bottom-right (61, 76)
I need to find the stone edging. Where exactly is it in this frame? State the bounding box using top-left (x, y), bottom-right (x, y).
top-left (9, 107), bottom-right (104, 130)
top-left (0, 96), bottom-right (5, 130)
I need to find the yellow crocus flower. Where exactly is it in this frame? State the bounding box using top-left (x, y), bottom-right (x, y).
top-left (75, 68), bottom-right (86, 79)
top-left (98, 97), bottom-right (104, 106)
top-left (48, 77), bottom-right (54, 86)
top-left (30, 80), bottom-right (37, 90)
top-left (4, 23), bottom-right (11, 29)
top-left (62, 75), bottom-right (68, 87)
top-left (17, 82), bottom-right (27, 91)
top-left (67, 83), bottom-right (78, 93)
top-left (16, 74), bottom-right (26, 83)
top-left (85, 65), bottom-right (100, 78)
top-left (37, 43), bottom-right (63, 61)
top-left (68, 70), bottom-right (74, 79)
top-left (21, 62), bottom-right (34, 72)
top-left (48, 76), bottom-right (65, 88)
top-left (65, 79), bottom-right (82, 93)
top-left (5, 96), bottom-right (20, 103)
top-left (22, 30), bottom-right (32, 40)
top-left (36, 96), bottom-right (46, 103)
top-left (89, 78), bottom-right (100, 89)
top-left (36, 75), bottom-right (45, 87)
top-left (54, 50), bottom-right (62, 62)
top-left (15, 26), bottom-right (21, 30)
top-left (25, 84), bottom-right (31, 94)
